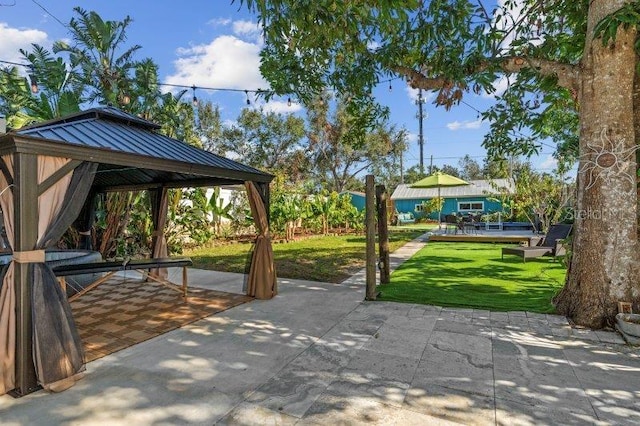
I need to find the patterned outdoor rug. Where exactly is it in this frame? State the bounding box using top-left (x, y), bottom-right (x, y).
top-left (70, 278), bottom-right (252, 362)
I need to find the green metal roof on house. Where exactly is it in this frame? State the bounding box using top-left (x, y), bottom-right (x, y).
top-left (391, 179), bottom-right (513, 200)
top-left (2, 106), bottom-right (273, 191)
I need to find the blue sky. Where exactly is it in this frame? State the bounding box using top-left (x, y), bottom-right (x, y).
top-left (0, 0), bottom-right (560, 174)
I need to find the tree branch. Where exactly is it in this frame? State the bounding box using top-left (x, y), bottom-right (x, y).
top-left (392, 66), bottom-right (450, 90)
top-left (394, 56), bottom-right (580, 93)
top-left (500, 57), bottom-right (580, 91)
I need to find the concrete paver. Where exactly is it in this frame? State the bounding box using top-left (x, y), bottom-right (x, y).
top-left (1, 235), bottom-right (638, 425)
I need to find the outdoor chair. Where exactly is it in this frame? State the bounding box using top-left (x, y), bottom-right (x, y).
top-left (501, 223), bottom-right (572, 262)
top-left (444, 214), bottom-right (461, 234)
top-left (396, 212), bottom-right (416, 225)
top-left (462, 213), bottom-right (480, 235)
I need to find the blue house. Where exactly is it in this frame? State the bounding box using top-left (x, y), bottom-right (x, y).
top-left (390, 179), bottom-right (512, 220)
top-left (340, 190), bottom-right (366, 211)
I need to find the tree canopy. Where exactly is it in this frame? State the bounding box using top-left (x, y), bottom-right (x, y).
top-left (239, 0), bottom-right (640, 328)
top-left (239, 0), bottom-right (596, 160)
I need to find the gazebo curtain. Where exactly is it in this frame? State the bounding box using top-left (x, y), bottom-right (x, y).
top-left (149, 187), bottom-right (169, 279)
top-left (0, 155), bottom-right (14, 395)
top-left (74, 192), bottom-right (98, 250)
top-left (0, 155), bottom-right (97, 395)
top-left (244, 181), bottom-right (276, 299)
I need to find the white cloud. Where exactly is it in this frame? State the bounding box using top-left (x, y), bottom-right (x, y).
top-left (493, 0), bottom-right (544, 53)
top-left (405, 86), bottom-right (436, 104)
top-left (165, 34), bottom-right (268, 91)
top-left (539, 154), bottom-right (558, 170)
top-left (232, 20), bottom-right (261, 39)
top-left (482, 75), bottom-right (512, 98)
top-left (208, 17), bottom-right (231, 27)
top-left (261, 100), bottom-right (302, 114)
top-left (446, 119), bottom-right (483, 131)
top-left (406, 132), bottom-right (418, 144)
top-left (0, 23), bottom-right (49, 65)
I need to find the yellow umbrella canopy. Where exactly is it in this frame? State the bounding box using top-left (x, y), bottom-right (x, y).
top-left (410, 172), bottom-right (469, 189)
top-left (410, 172), bottom-right (470, 227)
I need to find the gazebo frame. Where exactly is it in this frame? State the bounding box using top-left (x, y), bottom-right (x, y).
top-left (0, 107), bottom-right (274, 397)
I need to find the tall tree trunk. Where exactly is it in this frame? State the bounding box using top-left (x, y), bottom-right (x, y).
top-left (634, 41), bottom-right (640, 238)
top-left (554, 0), bottom-right (639, 328)
top-left (98, 192), bottom-right (134, 259)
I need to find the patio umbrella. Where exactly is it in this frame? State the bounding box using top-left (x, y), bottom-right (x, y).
top-left (410, 172), bottom-right (469, 229)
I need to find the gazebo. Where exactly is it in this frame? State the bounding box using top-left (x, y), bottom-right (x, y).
top-left (0, 107), bottom-right (275, 397)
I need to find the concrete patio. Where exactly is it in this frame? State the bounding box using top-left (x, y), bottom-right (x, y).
top-left (1, 237), bottom-right (638, 425)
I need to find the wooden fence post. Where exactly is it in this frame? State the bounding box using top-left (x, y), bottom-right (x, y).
top-left (365, 175), bottom-right (377, 300)
top-left (376, 184), bottom-right (390, 284)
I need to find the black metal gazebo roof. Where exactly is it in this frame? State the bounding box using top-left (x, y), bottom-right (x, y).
top-left (0, 106), bottom-right (273, 192)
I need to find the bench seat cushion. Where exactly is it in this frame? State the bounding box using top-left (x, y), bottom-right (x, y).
top-left (53, 257), bottom-right (192, 276)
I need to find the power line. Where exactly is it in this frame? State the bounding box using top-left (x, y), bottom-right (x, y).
top-left (0, 59), bottom-right (30, 68)
top-left (461, 99), bottom-right (482, 115)
top-left (30, 0), bottom-right (68, 29)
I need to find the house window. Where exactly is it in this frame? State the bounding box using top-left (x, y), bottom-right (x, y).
top-left (414, 204), bottom-right (424, 212)
top-left (458, 201), bottom-right (484, 212)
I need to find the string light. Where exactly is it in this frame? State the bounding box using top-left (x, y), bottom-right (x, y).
top-left (191, 85), bottom-right (198, 106)
top-left (1, 57), bottom-right (401, 108)
top-left (28, 74), bottom-right (38, 93)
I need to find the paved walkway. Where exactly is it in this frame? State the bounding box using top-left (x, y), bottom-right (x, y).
top-left (1, 236), bottom-right (638, 425)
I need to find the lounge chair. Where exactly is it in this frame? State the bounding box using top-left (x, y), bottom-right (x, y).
top-left (501, 223), bottom-right (572, 262)
top-left (396, 212), bottom-right (416, 225)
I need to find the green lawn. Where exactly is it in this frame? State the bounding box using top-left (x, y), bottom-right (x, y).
top-left (185, 231), bottom-right (425, 283)
top-left (379, 242), bottom-right (567, 313)
top-left (389, 223), bottom-right (436, 232)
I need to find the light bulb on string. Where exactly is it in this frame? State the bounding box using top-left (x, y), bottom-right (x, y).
top-left (28, 74), bottom-right (38, 94)
top-left (287, 97), bottom-right (292, 107)
top-left (245, 90), bottom-right (251, 105)
top-left (191, 85), bottom-right (198, 106)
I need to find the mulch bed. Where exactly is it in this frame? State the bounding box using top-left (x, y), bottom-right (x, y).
top-left (70, 278), bottom-right (252, 362)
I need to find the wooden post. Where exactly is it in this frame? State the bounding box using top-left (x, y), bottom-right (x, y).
top-left (11, 152), bottom-right (39, 397)
top-left (365, 175), bottom-right (376, 300)
top-left (376, 184), bottom-right (390, 284)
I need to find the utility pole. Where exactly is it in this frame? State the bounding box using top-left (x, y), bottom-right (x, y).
top-left (400, 151), bottom-right (404, 184)
top-left (417, 88), bottom-right (425, 174)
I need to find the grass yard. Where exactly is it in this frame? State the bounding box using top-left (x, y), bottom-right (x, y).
top-left (185, 230), bottom-right (425, 283)
top-left (379, 242), bottom-right (567, 313)
top-left (389, 223), bottom-right (436, 232)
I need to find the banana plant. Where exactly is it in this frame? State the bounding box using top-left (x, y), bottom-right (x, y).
top-left (309, 191), bottom-right (340, 235)
top-left (207, 187), bottom-right (233, 236)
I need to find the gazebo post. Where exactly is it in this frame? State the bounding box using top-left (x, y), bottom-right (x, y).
top-left (11, 152), bottom-right (39, 397)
